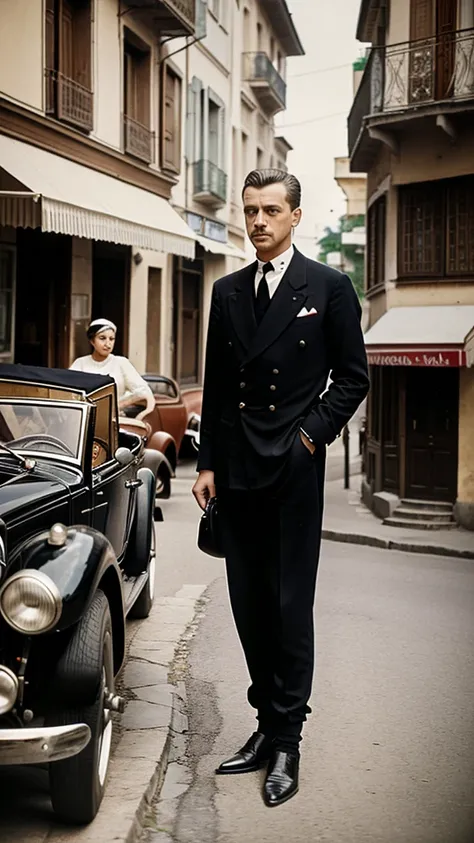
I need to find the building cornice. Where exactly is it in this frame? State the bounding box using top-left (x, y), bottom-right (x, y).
top-left (257, 0), bottom-right (304, 56)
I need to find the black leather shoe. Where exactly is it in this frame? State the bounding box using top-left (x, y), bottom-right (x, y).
top-left (263, 750), bottom-right (299, 806)
top-left (216, 732), bottom-right (273, 775)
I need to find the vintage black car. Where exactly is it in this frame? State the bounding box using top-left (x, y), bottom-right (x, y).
top-left (0, 364), bottom-right (159, 824)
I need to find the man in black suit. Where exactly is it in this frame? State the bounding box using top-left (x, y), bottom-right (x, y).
top-left (193, 170), bottom-right (369, 807)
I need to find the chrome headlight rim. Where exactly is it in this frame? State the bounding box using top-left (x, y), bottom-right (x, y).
top-left (186, 413), bottom-right (201, 432)
top-left (0, 665), bottom-right (19, 715)
top-left (0, 569), bottom-right (62, 635)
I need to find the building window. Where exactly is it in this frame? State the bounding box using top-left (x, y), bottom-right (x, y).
top-left (0, 246), bottom-right (16, 362)
top-left (367, 195), bottom-right (386, 291)
top-left (399, 176), bottom-right (474, 278)
top-left (399, 182), bottom-right (443, 276)
top-left (447, 179), bottom-right (474, 274)
top-left (45, 0), bottom-right (93, 132)
top-left (161, 64), bottom-right (182, 174)
top-left (186, 77), bottom-right (227, 201)
top-left (124, 30), bottom-right (153, 164)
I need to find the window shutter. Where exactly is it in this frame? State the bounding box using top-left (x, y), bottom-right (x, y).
top-left (74, 0), bottom-right (92, 90)
top-left (161, 66), bottom-right (181, 174)
top-left (186, 77), bottom-right (202, 164)
top-left (409, 0), bottom-right (434, 40)
top-left (45, 0), bottom-right (56, 114)
top-left (218, 105), bottom-right (226, 169)
top-left (59, 0), bottom-right (74, 79)
top-left (137, 51), bottom-right (151, 127)
top-left (367, 196), bottom-right (386, 291)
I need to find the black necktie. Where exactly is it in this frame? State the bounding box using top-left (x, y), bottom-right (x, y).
top-left (255, 262), bottom-right (273, 325)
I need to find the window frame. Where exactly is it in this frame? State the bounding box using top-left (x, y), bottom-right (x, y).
top-left (398, 176), bottom-right (474, 280)
top-left (367, 194), bottom-right (386, 293)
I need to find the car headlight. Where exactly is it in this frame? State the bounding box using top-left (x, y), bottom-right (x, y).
top-left (187, 413), bottom-right (201, 432)
top-left (0, 570), bottom-right (62, 634)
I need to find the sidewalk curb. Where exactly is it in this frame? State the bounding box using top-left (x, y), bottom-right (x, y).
top-left (322, 528), bottom-right (474, 561)
top-left (55, 585), bottom-right (208, 843)
top-left (124, 586), bottom-right (207, 843)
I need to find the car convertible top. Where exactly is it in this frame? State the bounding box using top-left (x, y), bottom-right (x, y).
top-left (0, 363), bottom-right (114, 396)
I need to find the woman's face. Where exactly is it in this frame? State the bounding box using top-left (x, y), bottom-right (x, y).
top-left (90, 329), bottom-right (116, 359)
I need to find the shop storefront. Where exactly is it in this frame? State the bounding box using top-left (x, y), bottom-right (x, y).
top-left (0, 134), bottom-right (196, 369)
top-left (363, 306), bottom-right (474, 530)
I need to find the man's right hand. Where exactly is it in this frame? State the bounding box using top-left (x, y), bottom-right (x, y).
top-left (192, 470), bottom-right (216, 511)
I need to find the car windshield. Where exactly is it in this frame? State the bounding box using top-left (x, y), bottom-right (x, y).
top-left (146, 378), bottom-right (178, 399)
top-left (0, 401), bottom-right (83, 459)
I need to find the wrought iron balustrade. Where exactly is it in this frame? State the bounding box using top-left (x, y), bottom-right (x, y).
top-left (384, 27), bottom-right (474, 109)
top-left (45, 69), bottom-right (93, 132)
top-left (124, 115), bottom-right (155, 164)
top-left (193, 160), bottom-right (227, 204)
top-left (348, 29), bottom-right (474, 159)
top-left (348, 50), bottom-right (376, 157)
top-left (243, 52), bottom-right (286, 109)
top-left (167, 0), bottom-right (195, 24)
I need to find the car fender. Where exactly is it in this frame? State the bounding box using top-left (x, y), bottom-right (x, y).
top-left (123, 467), bottom-right (155, 578)
top-left (142, 447), bottom-right (172, 480)
top-left (147, 431), bottom-right (177, 474)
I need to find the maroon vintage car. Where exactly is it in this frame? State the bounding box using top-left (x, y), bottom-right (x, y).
top-left (120, 375), bottom-right (202, 498)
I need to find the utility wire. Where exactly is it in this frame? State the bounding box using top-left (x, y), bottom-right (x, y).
top-left (277, 111), bottom-right (347, 129)
top-left (287, 62), bottom-right (353, 79)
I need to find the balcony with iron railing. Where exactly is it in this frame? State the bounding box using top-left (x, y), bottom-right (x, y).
top-left (45, 69), bottom-right (93, 132)
top-left (348, 28), bottom-right (474, 171)
top-left (243, 53), bottom-right (287, 114)
top-left (193, 160), bottom-right (227, 207)
top-left (124, 115), bottom-right (155, 165)
top-left (130, 0), bottom-right (196, 36)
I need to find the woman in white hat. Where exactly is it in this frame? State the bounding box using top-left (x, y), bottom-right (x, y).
top-left (70, 318), bottom-right (154, 420)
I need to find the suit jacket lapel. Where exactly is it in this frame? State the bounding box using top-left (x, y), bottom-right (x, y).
top-left (227, 261), bottom-right (258, 355)
top-left (244, 248), bottom-right (308, 365)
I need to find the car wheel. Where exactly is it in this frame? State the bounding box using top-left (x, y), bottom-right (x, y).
top-left (128, 522), bottom-right (156, 620)
top-left (155, 464), bottom-right (171, 499)
top-left (48, 590), bottom-right (114, 824)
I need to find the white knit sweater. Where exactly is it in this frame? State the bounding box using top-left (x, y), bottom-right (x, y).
top-left (70, 354), bottom-right (152, 404)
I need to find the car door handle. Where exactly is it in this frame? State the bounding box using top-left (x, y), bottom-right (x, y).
top-left (125, 479), bottom-right (143, 489)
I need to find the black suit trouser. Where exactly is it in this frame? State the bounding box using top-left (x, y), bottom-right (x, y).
top-left (218, 433), bottom-right (325, 751)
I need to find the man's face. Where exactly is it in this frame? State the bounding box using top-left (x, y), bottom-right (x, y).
top-left (243, 183), bottom-right (302, 258)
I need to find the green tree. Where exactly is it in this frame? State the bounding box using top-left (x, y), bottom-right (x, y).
top-left (317, 215), bottom-right (365, 299)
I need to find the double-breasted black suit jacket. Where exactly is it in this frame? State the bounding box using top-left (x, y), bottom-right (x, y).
top-left (197, 248), bottom-right (370, 489)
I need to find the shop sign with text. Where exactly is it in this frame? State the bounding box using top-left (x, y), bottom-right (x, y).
top-left (367, 349), bottom-right (466, 367)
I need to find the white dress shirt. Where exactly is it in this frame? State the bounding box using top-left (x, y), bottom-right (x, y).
top-left (254, 244), bottom-right (295, 299)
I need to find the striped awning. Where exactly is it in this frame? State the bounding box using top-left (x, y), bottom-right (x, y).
top-left (196, 234), bottom-right (248, 260)
top-left (0, 135), bottom-right (196, 259)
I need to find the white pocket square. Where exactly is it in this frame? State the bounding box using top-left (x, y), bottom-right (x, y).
top-left (296, 306), bottom-right (318, 318)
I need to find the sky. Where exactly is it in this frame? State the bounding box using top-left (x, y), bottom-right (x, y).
top-left (275, 0), bottom-right (366, 258)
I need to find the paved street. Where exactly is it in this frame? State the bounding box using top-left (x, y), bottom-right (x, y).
top-left (1, 457), bottom-right (473, 843)
top-left (153, 467), bottom-right (474, 843)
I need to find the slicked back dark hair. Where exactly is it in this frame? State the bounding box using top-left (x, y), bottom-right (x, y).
top-left (242, 169), bottom-right (301, 211)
